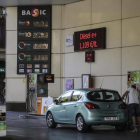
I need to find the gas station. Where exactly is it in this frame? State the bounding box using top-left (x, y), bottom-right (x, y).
top-left (0, 0), bottom-right (140, 139)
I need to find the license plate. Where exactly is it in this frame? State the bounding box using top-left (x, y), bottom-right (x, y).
top-left (104, 117), bottom-right (118, 121)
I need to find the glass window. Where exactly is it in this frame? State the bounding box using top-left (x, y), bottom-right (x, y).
top-left (59, 91), bottom-right (72, 103)
top-left (105, 92), bottom-right (120, 101)
top-left (71, 91), bottom-right (83, 101)
top-left (87, 91), bottom-right (121, 102)
top-left (87, 92), bottom-right (103, 101)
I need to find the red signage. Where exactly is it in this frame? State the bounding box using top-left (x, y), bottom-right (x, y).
top-left (74, 28), bottom-right (106, 51)
top-left (85, 51), bottom-right (95, 62)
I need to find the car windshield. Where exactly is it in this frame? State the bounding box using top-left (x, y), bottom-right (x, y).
top-left (87, 91), bottom-right (121, 102)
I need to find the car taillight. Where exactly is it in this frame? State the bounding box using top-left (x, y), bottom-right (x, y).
top-left (84, 102), bottom-right (100, 110)
top-left (118, 103), bottom-right (127, 109)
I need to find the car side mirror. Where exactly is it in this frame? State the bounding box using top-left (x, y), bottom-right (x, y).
top-left (54, 99), bottom-right (59, 105)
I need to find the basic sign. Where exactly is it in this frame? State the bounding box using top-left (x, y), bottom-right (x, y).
top-left (74, 28), bottom-right (106, 52)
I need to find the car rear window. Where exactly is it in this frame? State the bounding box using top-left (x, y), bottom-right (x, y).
top-left (87, 91), bottom-right (121, 102)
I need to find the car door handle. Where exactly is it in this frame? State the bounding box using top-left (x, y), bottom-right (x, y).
top-left (74, 105), bottom-right (77, 107)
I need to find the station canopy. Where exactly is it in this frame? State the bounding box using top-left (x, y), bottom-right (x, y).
top-left (0, 0), bottom-right (84, 6)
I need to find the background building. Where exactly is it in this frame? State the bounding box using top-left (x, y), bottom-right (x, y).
top-left (0, 0), bottom-right (140, 111)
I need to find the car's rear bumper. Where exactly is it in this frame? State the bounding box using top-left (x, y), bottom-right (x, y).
top-left (83, 110), bottom-right (128, 126)
top-left (85, 120), bottom-right (128, 125)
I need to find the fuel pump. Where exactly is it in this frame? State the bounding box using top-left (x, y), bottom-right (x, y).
top-left (27, 74), bottom-right (37, 114)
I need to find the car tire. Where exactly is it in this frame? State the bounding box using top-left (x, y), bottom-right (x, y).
top-left (76, 114), bottom-right (88, 132)
top-left (46, 112), bottom-right (57, 128)
top-left (115, 125), bottom-right (126, 132)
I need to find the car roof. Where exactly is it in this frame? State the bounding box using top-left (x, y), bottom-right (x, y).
top-left (71, 88), bottom-right (118, 93)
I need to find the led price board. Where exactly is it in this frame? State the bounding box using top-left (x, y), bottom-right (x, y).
top-left (17, 6), bottom-right (52, 74)
top-left (18, 19), bottom-right (50, 30)
top-left (18, 30), bottom-right (50, 41)
top-left (85, 51), bottom-right (95, 62)
top-left (17, 52), bottom-right (50, 62)
top-left (18, 41), bottom-right (50, 52)
top-left (74, 28), bottom-right (106, 52)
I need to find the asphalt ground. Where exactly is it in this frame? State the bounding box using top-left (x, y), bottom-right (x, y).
top-left (1, 111), bottom-right (139, 140)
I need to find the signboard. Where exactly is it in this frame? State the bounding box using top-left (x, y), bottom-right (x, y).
top-left (136, 71), bottom-right (140, 83)
top-left (18, 30), bottom-right (50, 41)
top-left (0, 106), bottom-right (6, 136)
top-left (82, 74), bottom-right (91, 88)
top-left (37, 97), bottom-right (53, 115)
top-left (0, 113), bottom-right (6, 131)
top-left (65, 79), bottom-right (74, 91)
top-left (37, 98), bottom-right (42, 115)
top-left (29, 74), bottom-right (37, 88)
top-left (44, 74), bottom-right (54, 83)
top-left (65, 34), bottom-right (73, 47)
top-left (18, 41), bottom-right (50, 52)
top-left (17, 6), bottom-right (52, 74)
top-left (18, 6), bottom-right (51, 19)
top-left (85, 51), bottom-right (95, 62)
top-left (18, 19), bottom-right (50, 30)
top-left (17, 52), bottom-right (50, 74)
top-left (128, 71), bottom-right (140, 84)
top-left (74, 28), bottom-right (106, 52)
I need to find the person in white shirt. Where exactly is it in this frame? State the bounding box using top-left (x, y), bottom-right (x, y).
top-left (122, 84), bottom-right (140, 132)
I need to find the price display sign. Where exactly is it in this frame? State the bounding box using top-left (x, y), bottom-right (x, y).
top-left (74, 28), bottom-right (106, 52)
top-left (85, 51), bottom-right (95, 62)
top-left (17, 6), bottom-right (52, 74)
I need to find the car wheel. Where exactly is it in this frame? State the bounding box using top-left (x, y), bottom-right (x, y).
top-left (115, 125), bottom-right (126, 132)
top-left (76, 114), bottom-right (88, 132)
top-left (46, 112), bottom-right (57, 128)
